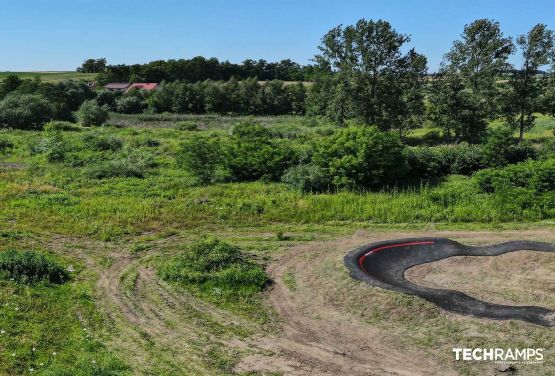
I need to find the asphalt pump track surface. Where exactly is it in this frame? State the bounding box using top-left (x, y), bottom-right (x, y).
top-left (344, 237), bottom-right (555, 327)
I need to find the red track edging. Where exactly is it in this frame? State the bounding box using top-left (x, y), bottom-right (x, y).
top-left (357, 241), bottom-right (434, 272)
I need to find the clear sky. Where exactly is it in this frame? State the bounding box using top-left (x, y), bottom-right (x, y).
top-left (1, 0), bottom-right (554, 72)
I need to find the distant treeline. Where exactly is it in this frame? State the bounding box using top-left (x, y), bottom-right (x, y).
top-left (2, 17), bottom-right (555, 143)
top-left (99, 78), bottom-right (307, 116)
top-left (79, 57), bottom-right (320, 83)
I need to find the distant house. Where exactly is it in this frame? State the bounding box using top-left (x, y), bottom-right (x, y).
top-left (125, 83), bottom-right (159, 93)
top-left (104, 83), bottom-right (131, 92)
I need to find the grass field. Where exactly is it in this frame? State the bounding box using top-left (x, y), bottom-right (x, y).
top-left (0, 71), bottom-right (97, 82)
top-left (0, 114), bottom-right (554, 375)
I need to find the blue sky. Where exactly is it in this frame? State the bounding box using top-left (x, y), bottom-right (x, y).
top-left (1, 0), bottom-right (554, 72)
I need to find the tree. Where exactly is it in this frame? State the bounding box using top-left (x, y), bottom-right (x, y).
top-left (0, 93), bottom-right (54, 130)
top-left (389, 49), bottom-right (428, 137)
top-left (502, 24), bottom-right (555, 141)
top-left (431, 19), bottom-right (514, 143)
top-left (286, 82), bottom-right (307, 115)
top-left (314, 19), bottom-right (427, 130)
top-left (0, 75), bottom-right (23, 99)
top-left (428, 74), bottom-right (488, 143)
top-left (77, 58), bottom-right (107, 73)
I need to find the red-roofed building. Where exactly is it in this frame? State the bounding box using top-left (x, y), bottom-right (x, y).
top-left (125, 83), bottom-right (159, 93)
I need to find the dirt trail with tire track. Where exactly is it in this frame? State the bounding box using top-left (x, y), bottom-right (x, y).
top-left (235, 231), bottom-right (459, 376)
top-left (47, 229), bottom-right (555, 375)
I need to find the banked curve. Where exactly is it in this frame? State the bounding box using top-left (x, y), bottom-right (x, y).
top-left (344, 237), bottom-right (555, 327)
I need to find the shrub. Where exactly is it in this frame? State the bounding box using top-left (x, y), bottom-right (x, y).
top-left (473, 159), bottom-right (555, 219)
top-left (115, 96), bottom-right (145, 114)
top-left (0, 137), bottom-right (14, 152)
top-left (86, 150), bottom-right (154, 179)
top-left (506, 141), bottom-right (537, 164)
top-left (176, 120), bottom-right (199, 131)
top-left (95, 89), bottom-right (120, 111)
top-left (0, 249), bottom-right (69, 284)
top-left (314, 125), bottom-right (406, 189)
top-left (177, 135), bottom-right (223, 184)
top-left (0, 93), bottom-right (54, 130)
top-left (482, 127), bottom-right (516, 167)
top-left (225, 122), bottom-right (297, 181)
top-left (77, 100), bottom-right (109, 126)
top-left (482, 127), bottom-right (537, 167)
top-left (407, 144), bottom-right (486, 180)
top-left (281, 164), bottom-right (330, 192)
top-left (407, 147), bottom-right (451, 180)
top-left (448, 143), bottom-right (486, 175)
top-left (158, 237), bottom-right (268, 298)
top-left (40, 121), bottom-right (67, 162)
top-left (83, 131), bottom-right (124, 151)
top-left (475, 159), bottom-right (555, 194)
top-left (132, 137), bottom-right (160, 147)
top-left (44, 120), bottom-right (81, 131)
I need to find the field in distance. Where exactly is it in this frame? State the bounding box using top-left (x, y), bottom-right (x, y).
top-left (0, 71), bottom-right (97, 82)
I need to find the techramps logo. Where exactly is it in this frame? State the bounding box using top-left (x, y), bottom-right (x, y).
top-left (343, 237), bottom-right (555, 326)
top-left (452, 348), bottom-right (544, 365)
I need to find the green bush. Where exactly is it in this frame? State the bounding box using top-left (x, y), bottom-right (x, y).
top-left (176, 120), bottom-right (199, 131)
top-left (473, 159), bottom-right (555, 219)
top-left (475, 159), bottom-right (555, 194)
top-left (407, 144), bottom-right (487, 180)
top-left (407, 147), bottom-right (451, 180)
top-left (0, 137), bottom-right (14, 152)
top-left (225, 122), bottom-right (297, 182)
top-left (281, 164), bottom-right (330, 192)
top-left (83, 131), bottom-right (124, 151)
top-left (131, 136), bottom-right (160, 148)
top-left (158, 237), bottom-right (268, 298)
top-left (95, 89), bottom-right (120, 111)
top-left (482, 127), bottom-right (536, 167)
top-left (416, 144), bottom-right (484, 177)
top-left (0, 249), bottom-right (69, 284)
top-left (40, 121), bottom-right (67, 162)
top-left (407, 137), bottom-right (537, 182)
top-left (115, 96), bottom-right (145, 114)
top-left (314, 125), bottom-right (406, 189)
top-left (86, 150), bottom-right (154, 179)
top-left (449, 143), bottom-right (487, 174)
top-left (44, 120), bottom-right (81, 131)
top-left (77, 100), bottom-right (109, 127)
top-left (0, 93), bottom-right (54, 130)
top-left (177, 135), bottom-right (224, 184)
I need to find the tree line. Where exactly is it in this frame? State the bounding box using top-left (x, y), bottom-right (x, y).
top-left (2, 17), bottom-right (555, 140)
top-left (79, 57), bottom-right (319, 83)
top-left (309, 19), bottom-right (555, 142)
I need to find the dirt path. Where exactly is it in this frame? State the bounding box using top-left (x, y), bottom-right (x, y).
top-left (236, 231), bottom-right (458, 376)
top-left (47, 229), bottom-right (555, 375)
top-left (236, 229), bottom-right (555, 376)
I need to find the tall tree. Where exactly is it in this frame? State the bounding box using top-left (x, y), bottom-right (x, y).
top-left (431, 19), bottom-right (514, 143)
top-left (315, 19), bottom-right (427, 130)
top-left (77, 58), bottom-right (107, 73)
top-left (502, 24), bottom-right (555, 141)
